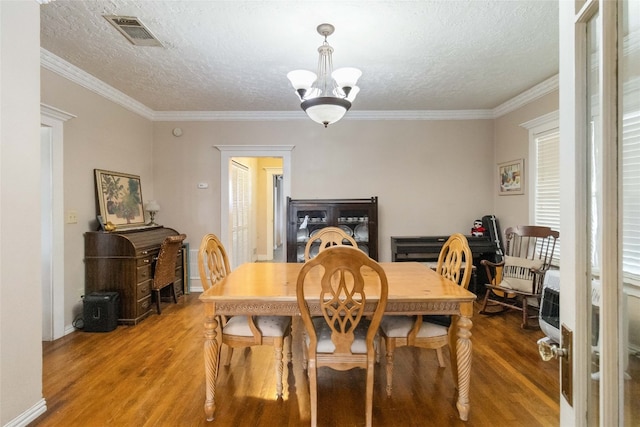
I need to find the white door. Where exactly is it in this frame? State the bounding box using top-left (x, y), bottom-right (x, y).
top-left (559, 1), bottom-right (639, 425)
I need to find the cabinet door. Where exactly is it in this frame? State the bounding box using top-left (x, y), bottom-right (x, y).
top-left (336, 206), bottom-right (371, 257)
top-left (291, 206), bottom-right (329, 262)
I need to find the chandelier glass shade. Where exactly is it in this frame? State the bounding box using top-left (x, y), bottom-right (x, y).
top-left (287, 24), bottom-right (361, 127)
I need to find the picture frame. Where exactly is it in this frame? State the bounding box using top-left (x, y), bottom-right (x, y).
top-left (94, 169), bottom-right (146, 229)
top-left (498, 158), bottom-right (524, 196)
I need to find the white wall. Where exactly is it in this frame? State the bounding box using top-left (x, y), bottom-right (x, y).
top-left (41, 69), bottom-right (154, 328)
top-left (493, 91), bottom-right (559, 230)
top-left (0, 1), bottom-right (46, 424)
top-left (151, 118), bottom-right (496, 265)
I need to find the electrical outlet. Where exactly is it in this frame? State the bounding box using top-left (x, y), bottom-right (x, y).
top-left (66, 210), bottom-right (78, 224)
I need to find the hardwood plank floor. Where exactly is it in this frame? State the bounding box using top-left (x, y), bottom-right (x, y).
top-left (32, 293), bottom-right (560, 426)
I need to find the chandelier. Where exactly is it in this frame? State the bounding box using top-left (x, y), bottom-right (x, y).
top-left (287, 24), bottom-right (361, 128)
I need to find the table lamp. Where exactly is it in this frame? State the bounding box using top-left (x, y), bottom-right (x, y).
top-left (145, 200), bottom-right (160, 226)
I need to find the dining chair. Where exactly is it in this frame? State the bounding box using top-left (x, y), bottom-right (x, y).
top-left (152, 234), bottom-right (187, 314)
top-left (301, 226), bottom-right (360, 367)
top-left (297, 245), bottom-right (388, 427)
top-left (479, 225), bottom-right (559, 328)
top-left (379, 233), bottom-right (472, 396)
top-left (197, 233), bottom-right (292, 397)
top-left (304, 225), bottom-right (358, 260)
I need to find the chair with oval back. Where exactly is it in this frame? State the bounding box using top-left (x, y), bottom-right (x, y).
top-left (304, 226), bottom-right (358, 260)
top-left (197, 233), bottom-right (292, 397)
top-left (379, 233), bottom-right (473, 396)
top-left (297, 245), bottom-right (388, 427)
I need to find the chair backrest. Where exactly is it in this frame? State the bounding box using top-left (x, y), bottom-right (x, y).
top-left (297, 246), bottom-right (388, 356)
top-left (198, 233), bottom-right (231, 290)
top-left (504, 226), bottom-right (559, 266)
top-left (435, 233), bottom-right (473, 289)
top-left (501, 226), bottom-right (559, 293)
top-left (153, 234), bottom-right (186, 290)
top-left (304, 226), bottom-right (358, 261)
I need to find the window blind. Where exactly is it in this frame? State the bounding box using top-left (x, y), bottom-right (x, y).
top-left (622, 112), bottom-right (640, 281)
top-left (534, 128), bottom-right (561, 261)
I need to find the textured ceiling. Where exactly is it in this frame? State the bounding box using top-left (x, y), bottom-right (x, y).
top-left (40, 0), bottom-right (559, 113)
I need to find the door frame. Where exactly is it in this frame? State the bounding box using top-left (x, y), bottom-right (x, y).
top-left (40, 104), bottom-right (74, 340)
top-left (559, 1), bottom-right (621, 425)
top-left (264, 166), bottom-right (283, 261)
top-left (216, 145), bottom-right (293, 267)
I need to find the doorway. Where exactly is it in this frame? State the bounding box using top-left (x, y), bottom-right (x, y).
top-left (216, 145), bottom-right (293, 268)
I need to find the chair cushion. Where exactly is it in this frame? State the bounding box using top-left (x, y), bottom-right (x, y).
top-left (308, 317), bottom-right (370, 354)
top-left (499, 255), bottom-right (544, 292)
top-left (223, 315), bottom-right (291, 337)
top-left (380, 315), bottom-right (448, 338)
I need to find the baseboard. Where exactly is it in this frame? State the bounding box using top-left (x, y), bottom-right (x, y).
top-left (4, 398), bottom-right (47, 427)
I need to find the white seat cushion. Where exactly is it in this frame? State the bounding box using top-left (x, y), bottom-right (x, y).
top-left (223, 315), bottom-right (291, 337)
top-left (380, 315), bottom-right (448, 338)
top-left (499, 255), bottom-right (544, 292)
top-left (308, 317), bottom-right (370, 354)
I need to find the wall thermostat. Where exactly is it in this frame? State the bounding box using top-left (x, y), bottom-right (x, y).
top-left (172, 127), bottom-right (183, 137)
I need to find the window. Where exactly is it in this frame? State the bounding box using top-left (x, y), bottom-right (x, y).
top-left (523, 112), bottom-right (560, 263)
top-left (523, 109), bottom-right (640, 284)
top-left (622, 111), bottom-right (640, 283)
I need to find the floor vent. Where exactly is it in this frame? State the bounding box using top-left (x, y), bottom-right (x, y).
top-left (103, 15), bottom-right (163, 47)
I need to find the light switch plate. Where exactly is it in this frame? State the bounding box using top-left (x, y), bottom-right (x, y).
top-left (66, 210), bottom-right (78, 224)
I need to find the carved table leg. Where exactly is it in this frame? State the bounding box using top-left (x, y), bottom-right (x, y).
top-left (455, 302), bottom-right (473, 421)
top-left (204, 304), bottom-right (220, 421)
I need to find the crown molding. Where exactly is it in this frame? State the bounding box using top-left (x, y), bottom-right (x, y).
top-left (492, 74), bottom-right (559, 118)
top-left (40, 49), bottom-right (155, 120)
top-left (41, 48), bottom-right (558, 123)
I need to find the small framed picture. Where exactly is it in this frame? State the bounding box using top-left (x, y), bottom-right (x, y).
top-left (498, 159), bottom-right (524, 196)
top-left (94, 169), bottom-right (146, 229)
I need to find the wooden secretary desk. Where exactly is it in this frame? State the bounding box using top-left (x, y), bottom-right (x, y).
top-left (84, 226), bottom-right (187, 325)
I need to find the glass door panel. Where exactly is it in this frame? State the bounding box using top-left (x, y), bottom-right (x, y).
top-left (585, 11), bottom-right (600, 426)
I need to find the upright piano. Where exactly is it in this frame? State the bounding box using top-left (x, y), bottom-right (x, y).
top-left (390, 235), bottom-right (500, 294)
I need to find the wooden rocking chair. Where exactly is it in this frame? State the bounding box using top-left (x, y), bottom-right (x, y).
top-left (479, 225), bottom-right (559, 328)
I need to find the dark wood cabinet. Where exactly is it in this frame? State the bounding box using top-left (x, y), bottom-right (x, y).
top-left (287, 197), bottom-right (378, 262)
top-left (84, 226), bottom-right (187, 325)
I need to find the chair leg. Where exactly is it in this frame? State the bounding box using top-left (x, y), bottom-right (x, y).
top-left (274, 339), bottom-right (284, 398)
top-left (478, 289), bottom-right (492, 314)
top-left (365, 359), bottom-right (374, 427)
top-left (286, 332), bottom-right (293, 365)
top-left (171, 283), bottom-right (178, 304)
top-left (302, 331), bottom-right (308, 371)
top-left (521, 298), bottom-right (529, 328)
top-left (309, 361), bottom-right (318, 427)
top-left (384, 337), bottom-right (396, 397)
top-left (154, 290), bottom-right (161, 314)
top-left (435, 347), bottom-right (446, 367)
top-left (224, 346), bottom-right (234, 366)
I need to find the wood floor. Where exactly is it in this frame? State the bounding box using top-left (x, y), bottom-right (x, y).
top-left (32, 293), bottom-right (560, 427)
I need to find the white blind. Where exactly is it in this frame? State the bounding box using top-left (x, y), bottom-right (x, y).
top-left (622, 112), bottom-right (640, 281)
top-left (534, 128), bottom-right (561, 261)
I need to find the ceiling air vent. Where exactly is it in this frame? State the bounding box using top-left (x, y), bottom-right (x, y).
top-left (103, 15), bottom-right (163, 47)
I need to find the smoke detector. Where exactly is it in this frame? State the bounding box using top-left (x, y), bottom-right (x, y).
top-left (103, 15), bottom-right (163, 47)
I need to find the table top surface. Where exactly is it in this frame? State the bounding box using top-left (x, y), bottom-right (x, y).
top-left (199, 262), bottom-right (476, 304)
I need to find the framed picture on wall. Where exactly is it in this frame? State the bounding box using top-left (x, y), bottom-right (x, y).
top-left (498, 159), bottom-right (524, 196)
top-left (94, 169), bottom-right (146, 229)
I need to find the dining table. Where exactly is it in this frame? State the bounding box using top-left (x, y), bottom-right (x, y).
top-left (199, 261), bottom-right (477, 422)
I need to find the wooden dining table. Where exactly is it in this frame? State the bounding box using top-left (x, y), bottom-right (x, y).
top-left (199, 261), bottom-right (477, 422)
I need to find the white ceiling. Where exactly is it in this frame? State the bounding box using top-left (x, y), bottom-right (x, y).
top-left (40, 0), bottom-right (559, 114)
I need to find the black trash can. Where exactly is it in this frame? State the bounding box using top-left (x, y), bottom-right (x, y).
top-left (83, 292), bottom-right (119, 332)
